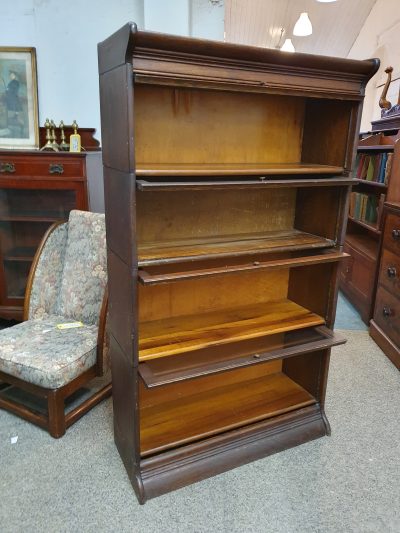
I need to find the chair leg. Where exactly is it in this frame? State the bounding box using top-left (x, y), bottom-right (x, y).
top-left (47, 390), bottom-right (66, 438)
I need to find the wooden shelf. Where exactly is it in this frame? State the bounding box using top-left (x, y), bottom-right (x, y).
top-left (348, 216), bottom-right (381, 235)
top-left (139, 299), bottom-right (325, 361)
top-left (345, 233), bottom-right (379, 261)
top-left (138, 229), bottom-right (335, 267)
top-left (139, 326), bottom-right (345, 388)
top-left (0, 215), bottom-right (60, 223)
top-left (135, 162), bottom-right (344, 177)
top-left (140, 371), bottom-right (316, 457)
top-left (138, 249), bottom-right (347, 285)
top-left (355, 179), bottom-right (387, 189)
top-left (137, 177), bottom-right (355, 191)
top-left (3, 247), bottom-right (36, 262)
top-left (357, 145), bottom-right (394, 151)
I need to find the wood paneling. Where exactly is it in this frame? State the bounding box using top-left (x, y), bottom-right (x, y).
top-left (134, 85), bottom-right (304, 165)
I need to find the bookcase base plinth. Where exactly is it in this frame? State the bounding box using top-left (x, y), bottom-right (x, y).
top-left (135, 404), bottom-right (328, 503)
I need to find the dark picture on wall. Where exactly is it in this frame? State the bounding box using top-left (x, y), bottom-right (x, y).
top-left (0, 47), bottom-right (39, 149)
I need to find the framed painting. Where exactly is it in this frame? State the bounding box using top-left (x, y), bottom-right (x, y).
top-left (0, 47), bottom-right (39, 149)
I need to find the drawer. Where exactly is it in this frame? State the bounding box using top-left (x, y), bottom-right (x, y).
top-left (374, 285), bottom-right (400, 345)
top-left (378, 248), bottom-right (400, 294)
top-left (342, 242), bottom-right (375, 298)
top-left (0, 155), bottom-right (85, 179)
top-left (383, 213), bottom-right (400, 255)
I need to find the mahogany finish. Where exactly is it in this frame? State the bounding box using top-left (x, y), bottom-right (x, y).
top-left (340, 130), bottom-right (400, 323)
top-left (370, 203), bottom-right (400, 369)
top-left (0, 150), bottom-right (103, 320)
top-left (98, 23), bottom-right (378, 503)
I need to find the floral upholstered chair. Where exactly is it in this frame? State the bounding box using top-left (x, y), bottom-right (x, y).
top-left (0, 210), bottom-right (111, 438)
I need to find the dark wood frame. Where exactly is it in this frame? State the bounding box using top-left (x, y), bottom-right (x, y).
top-left (0, 221), bottom-right (112, 438)
top-left (98, 23), bottom-right (378, 503)
top-left (370, 202), bottom-right (400, 369)
top-left (340, 130), bottom-right (400, 323)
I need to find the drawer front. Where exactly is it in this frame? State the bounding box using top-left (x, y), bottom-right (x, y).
top-left (343, 243), bottom-right (375, 299)
top-left (378, 248), bottom-right (400, 294)
top-left (374, 286), bottom-right (400, 345)
top-left (0, 155), bottom-right (85, 179)
top-left (383, 213), bottom-right (400, 255)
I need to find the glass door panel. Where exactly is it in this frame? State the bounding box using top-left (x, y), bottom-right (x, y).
top-left (0, 188), bottom-right (76, 305)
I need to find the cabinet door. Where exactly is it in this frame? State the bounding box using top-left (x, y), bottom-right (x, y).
top-left (0, 182), bottom-right (86, 317)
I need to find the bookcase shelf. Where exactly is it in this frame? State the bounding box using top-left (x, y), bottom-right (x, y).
top-left (98, 24), bottom-right (377, 502)
top-left (139, 369), bottom-right (316, 457)
top-left (136, 162), bottom-right (344, 177)
top-left (139, 299), bottom-right (325, 361)
top-left (138, 249), bottom-right (347, 285)
top-left (137, 176), bottom-right (356, 191)
top-left (138, 230), bottom-right (336, 267)
top-left (348, 216), bottom-right (381, 235)
top-left (139, 325), bottom-right (345, 388)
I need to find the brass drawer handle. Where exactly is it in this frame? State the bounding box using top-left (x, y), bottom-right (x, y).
top-left (383, 306), bottom-right (394, 318)
top-left (392, 229), bottom-right (400, 240)
top-left (0, 162), bottom-right (16, 173)
top-left (49, 163), bottom-right (64, 175)
top-left (387, 266), bottom-right (397, 278)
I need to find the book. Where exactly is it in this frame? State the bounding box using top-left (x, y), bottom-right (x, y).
top-left (377, 153), bottom-right (387, 184)
top-left (366, 157), bottom-right (375, 181)
top-left (385, 153), bottom-right (393, 185)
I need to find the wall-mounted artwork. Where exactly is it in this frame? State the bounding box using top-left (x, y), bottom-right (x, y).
top-left (0, 47), bottom-right (39, 149)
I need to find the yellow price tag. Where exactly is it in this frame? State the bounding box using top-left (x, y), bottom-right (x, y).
top-left (56, 322), bottom-right (84, 330)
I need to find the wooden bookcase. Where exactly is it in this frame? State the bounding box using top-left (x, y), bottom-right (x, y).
top-left (98, 24), bottom-right (378, 503)
top-left (0, 148), bottom-right (103, 321)
top-left (340, 130), bottom-right (400, 323)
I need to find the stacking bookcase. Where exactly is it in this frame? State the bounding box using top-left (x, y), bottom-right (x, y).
top-left (98, 24), bottom-right (378, 503)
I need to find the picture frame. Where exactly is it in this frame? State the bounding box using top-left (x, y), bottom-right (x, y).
top-left (0, 47), bottom-right (39, 150)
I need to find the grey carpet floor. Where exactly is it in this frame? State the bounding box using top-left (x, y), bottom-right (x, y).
top-left (1, 329), bottom-right (400, 533)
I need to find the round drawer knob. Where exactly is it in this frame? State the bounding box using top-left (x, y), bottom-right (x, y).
top-left (392, 229), bottom-right (400, 240)
top-left (387, 266), bottom-right (397, 278)
top-left (383, 306), bottom-right (393, 318)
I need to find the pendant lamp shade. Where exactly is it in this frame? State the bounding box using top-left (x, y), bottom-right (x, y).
top-left (293, 13), bottom-right (313, 36)
top-left (281, 39), bottom-right (295, 52)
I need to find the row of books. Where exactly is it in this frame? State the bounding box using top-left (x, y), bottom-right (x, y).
top-left (355, 152), bottom-right (393, 184)
top-left (349, 192), bottom-right (378, 225)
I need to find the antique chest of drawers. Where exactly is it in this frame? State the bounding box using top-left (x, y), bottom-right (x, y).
top-left (370, 203), bottom-right (400, 369)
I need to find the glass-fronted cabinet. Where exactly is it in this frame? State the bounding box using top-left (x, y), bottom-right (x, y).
top-left (0, 151), bottom-right (90, 320)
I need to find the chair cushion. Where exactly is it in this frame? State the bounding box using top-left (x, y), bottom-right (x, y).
top-left (0, 317), bottom-right (98, 389)
top-left (56, 210), bottom-right (107, 326)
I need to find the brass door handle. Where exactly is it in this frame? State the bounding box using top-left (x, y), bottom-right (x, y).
top-left (49, 163), bottom-right (64, 174)
top-left (0, 162), bottom-right (16, 173)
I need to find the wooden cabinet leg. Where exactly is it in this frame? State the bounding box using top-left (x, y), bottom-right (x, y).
top-left (47, 390), bottom-right (66, 438)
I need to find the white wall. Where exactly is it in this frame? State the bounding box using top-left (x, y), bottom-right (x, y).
top-left (144, 0), bottom-right (190, 35)
top-left (348, 0), bottom-right (400, 131)
top-left (0, 0), bottom-right (224, 144)
top-left (0, 0), bottom-right (145, 143)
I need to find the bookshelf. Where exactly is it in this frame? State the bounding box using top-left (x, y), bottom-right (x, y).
top-left (98, 24), bottom-right (378, 503)
top-left (340, 130), bottom-right (400, 323)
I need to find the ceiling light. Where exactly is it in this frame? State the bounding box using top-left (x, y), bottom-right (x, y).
top-left (317, 1), bottom-right (336, 3)
top-left (293, 13), bottom-right (313, 36)
top-left (281, 39), bottom-right (295, 53)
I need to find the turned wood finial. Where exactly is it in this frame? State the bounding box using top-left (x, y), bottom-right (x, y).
top-left (379, 66), bottom-right (393, 110)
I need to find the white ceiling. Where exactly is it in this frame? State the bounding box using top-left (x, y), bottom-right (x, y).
top-left (225, 0), bottom-right (377, 58)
